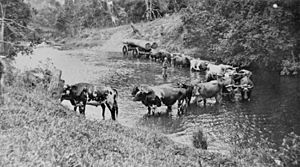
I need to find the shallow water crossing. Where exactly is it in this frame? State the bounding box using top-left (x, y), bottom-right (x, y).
top-left (15, 47), bottom-right (300, 153)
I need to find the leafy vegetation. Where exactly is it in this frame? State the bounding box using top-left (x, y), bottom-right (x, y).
top-left (28, 0), bottom-right (194, 38)
top-left (0, 0), bottom-right (36, 57)
top-left (181, 0), bottom-right (300, 69)
top-left (278, 132), bottom-right (300, 167)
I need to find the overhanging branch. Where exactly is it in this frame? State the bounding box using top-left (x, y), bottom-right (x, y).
top-left (3, 18), bottom-right (35, 32)
top-left (0, 40), bottom-right (30, 47)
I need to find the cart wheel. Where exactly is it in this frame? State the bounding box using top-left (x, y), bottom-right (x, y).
top-left (122, 45), bottom-right (128, 56)
top-left (132, 48), bottom-right (139, 58)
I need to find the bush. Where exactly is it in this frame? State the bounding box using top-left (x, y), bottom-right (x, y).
top-left (192, 129), bottom-right (208, 149)
top-left (278, 132), bottom-right (300, 167)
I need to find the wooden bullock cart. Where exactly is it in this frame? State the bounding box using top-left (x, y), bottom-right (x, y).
top-left (122, 39), bottom-right (158, 58)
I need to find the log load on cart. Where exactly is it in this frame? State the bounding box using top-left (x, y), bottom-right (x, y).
top-left (122, 39), bottom-right (158, 58)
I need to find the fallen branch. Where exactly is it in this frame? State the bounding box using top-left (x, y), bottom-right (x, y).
top-left (3, 18), bottom-right (35, 32)
top-left (0, 40), bottom-right (30, 47)
top-left (130, 23), bottom-right (143, 37)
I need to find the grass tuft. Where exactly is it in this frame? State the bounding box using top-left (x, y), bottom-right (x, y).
top-left (192, 128), bottom-right (208, 150)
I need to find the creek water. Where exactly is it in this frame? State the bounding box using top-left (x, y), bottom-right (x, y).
top-left (15, 47), bottom-right (300, 153)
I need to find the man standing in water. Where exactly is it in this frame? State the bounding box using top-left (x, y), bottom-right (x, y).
top-left (162, 57), bottom-right (169, 79)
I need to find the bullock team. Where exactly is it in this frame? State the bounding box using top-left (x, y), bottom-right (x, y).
top-left (130, 50), bottom-right (254, 116)
top-left (59, 50), bottom-right (254, 121)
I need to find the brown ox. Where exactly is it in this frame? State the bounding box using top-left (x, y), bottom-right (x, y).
top-left (132, 84), bottom-right (192, 115)
top-left (193, 80), bottom-right (223, 106)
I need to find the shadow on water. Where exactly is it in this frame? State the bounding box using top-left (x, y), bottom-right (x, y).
top-left (98, 52), bottom-right (300, 150)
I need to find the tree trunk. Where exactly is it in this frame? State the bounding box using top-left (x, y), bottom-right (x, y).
top-left (0, 3), bottom-right (5, 104)
top-left (48, 69), bottom-right (63, 92)
top-left (0, 3), bottom-right (5, 55)
top-left (0, 59), bottom-right (4, 104)
top-left (48, 69), bottom-right (65, 99)
top-left (130, 23), bottom-right (143, 37)
top-left (145, 0), bottom-right (152, 21)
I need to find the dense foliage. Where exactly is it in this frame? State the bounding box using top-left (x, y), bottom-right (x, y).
top-left (0, 0), bottom-right (37, 57)
top-left (31, 0), bottom-right (193, 37)
top-left (181, 0), bottom-right (300, 69)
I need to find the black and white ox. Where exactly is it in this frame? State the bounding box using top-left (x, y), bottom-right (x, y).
top-left (61, 83), bottom-right (119, 120)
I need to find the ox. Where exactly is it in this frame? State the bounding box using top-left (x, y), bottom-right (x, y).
top-left (151, 50), bottom-right (172, 62)
top-left (190, 58), bottom-right (209, 72)
top-left (205, 64), bottom-right (236, 82)
top-left (172, 53), bottom-right (191, 68)
top-left (61, 83), bottom-right (119, 120)
top-left (193, 80), bottom-right (223, 106)
top-left (238, 76), bottom-right (254, 101)
top-left (132, 84), bottom-right (192, 115)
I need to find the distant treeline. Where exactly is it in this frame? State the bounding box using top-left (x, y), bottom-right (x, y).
top-left (32, 0), bottom-right (192, 37)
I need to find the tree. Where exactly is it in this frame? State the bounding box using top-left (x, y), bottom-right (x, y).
top-left (182, 0), bottom-right (300, 68)
top-left (0, 0), bottom-right (35, 57)
top-left (0, 0), bottom-right (34, 102)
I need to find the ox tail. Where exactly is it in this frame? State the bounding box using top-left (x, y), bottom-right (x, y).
top-left (113, 88), bottom-right (118, 99)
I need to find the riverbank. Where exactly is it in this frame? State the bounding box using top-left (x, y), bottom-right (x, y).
top-left (1, 45), bottom-right (286, 166)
